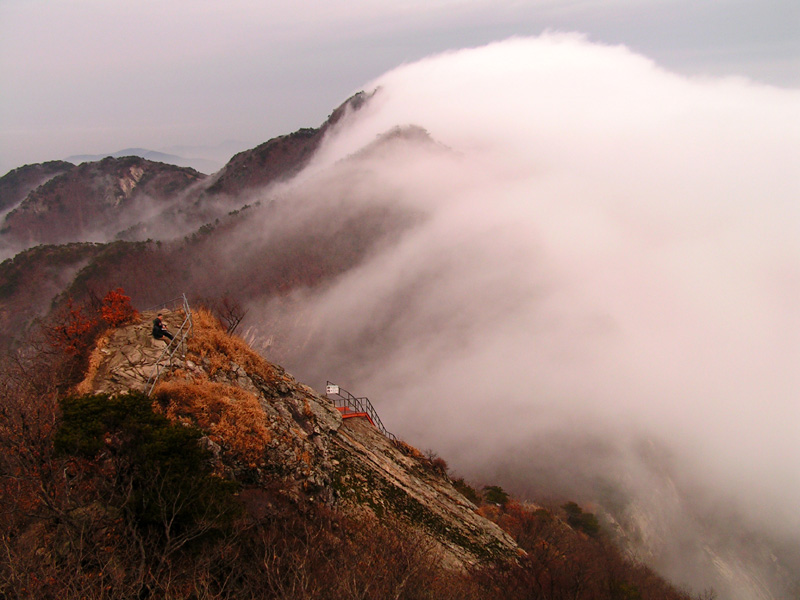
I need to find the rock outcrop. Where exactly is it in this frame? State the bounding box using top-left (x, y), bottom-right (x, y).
top-left (78, 308), bottom-right (177, 396)
top-left (331, 417), bottom-right (519, 568)
top-left (77, 306), bottom-right (520, 569)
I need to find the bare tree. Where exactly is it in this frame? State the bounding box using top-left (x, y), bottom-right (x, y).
top-left (195, 294), bottom-right (248, 335)
top-left (218, 295), bottom-right (248, 335)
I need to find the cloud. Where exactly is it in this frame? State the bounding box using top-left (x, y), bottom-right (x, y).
top-left (246, 34), bottom-right (800, 596)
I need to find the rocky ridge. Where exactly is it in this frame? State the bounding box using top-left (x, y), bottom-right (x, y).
top-left (77, 306), bottom-right (520, 569)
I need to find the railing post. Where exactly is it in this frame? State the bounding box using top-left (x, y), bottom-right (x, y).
top-left (146, 295), bottom-right (193, 396)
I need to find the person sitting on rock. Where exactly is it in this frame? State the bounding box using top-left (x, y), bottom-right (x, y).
top-left (152, 313), bottom-right (174, 341)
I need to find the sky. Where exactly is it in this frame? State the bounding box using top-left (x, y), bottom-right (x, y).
top-left (1, 0), bottom-right (798, 176)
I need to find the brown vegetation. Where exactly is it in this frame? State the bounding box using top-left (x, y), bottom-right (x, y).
top-left (185, 307), bottom-right (281, 382)
top-left (150, 307), bottom-right (282, 468)
top-left (153, 380), bottom-right (271, 468)
top-left (394, 438), bottom-right (426, 459)
top-left (195, 294), bottom-right (248, 334)
top-left (476, 498), bottom-right (691, 600)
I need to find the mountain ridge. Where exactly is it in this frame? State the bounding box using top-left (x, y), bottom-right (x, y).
top-left (0, 156), bottom-right (205, 255)
top-left (0, 160), bottom-right (75, 215)
top-left (65, 148), bottom-right (221, 175)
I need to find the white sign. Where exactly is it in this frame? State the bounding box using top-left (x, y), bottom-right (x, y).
top-left (326, 384), bottom-right (339, 395)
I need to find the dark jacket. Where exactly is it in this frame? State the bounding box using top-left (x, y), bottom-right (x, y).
top-left (152, 317), bottom-right (168, 339)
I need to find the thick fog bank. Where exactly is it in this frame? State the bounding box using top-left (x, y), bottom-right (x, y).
top-left (250, 35), bottom-right (799, 597)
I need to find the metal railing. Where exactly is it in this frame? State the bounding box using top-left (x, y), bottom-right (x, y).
top-left (143, 295), bottom-right (189, 313)
top-left (145, 294), bottom-right (193, 396)
top-left (325, 381), bottom-right (396, 441)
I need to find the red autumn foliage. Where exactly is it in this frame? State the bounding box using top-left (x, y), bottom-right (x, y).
top-left (44, 287), bottom-right (138, 357)
top-left (43, 297), bottom-right (100, 357)
top-left (38, 287), bottom-right (138, 391)
top-left (100, 287), bottom-right (139, 327)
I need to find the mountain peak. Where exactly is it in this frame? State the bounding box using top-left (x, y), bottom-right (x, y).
top-left (204, 91), bottom-right (373, 198)
top-left (0, 160), bottom-right (74, 215)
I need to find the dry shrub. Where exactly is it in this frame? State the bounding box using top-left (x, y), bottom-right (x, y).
top-left (394, 438), bottom-right (425, 460)
top-left (431, 455), bottom-right (449, 474)
top-left (188, 307), bottom-right (282, 384)
top-left (230, 499), bottom-right (476, 600)
top-left (100, 288), bottom-right (139, 327)
top-left (153, 380), bottom-right (271, 467)
top-left (476, 504), bottom-right (503, 521)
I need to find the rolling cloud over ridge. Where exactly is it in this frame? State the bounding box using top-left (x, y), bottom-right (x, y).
top-left (247, 34), bottom-right (799, 597)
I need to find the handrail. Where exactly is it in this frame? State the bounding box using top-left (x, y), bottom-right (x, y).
top-left (325, 381), bottom-right (396, 441)
top-left (143, 295), bottom-right (186, 313)
top-left (145, 294), bottom-right (193, 396)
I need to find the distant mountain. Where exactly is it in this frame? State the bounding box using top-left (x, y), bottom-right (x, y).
top-left (162, 140), bottom-right (252, 165)
top-left (0, 156), bottom-right (205, 254)
top-left (65, 148), bottom-right (222, 174)
top-left (0, 160), bottom-right (74, 215)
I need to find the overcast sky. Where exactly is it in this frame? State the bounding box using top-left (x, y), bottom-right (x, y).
top-left (1, 0), bottom-right (798, 175)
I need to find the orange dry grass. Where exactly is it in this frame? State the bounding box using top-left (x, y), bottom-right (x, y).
top-left (187, 308), bottom-right (283, 383)
top-left (74, 330), bottom-right (111, 395)
top-left (153, 380), bottom-right (271, 468)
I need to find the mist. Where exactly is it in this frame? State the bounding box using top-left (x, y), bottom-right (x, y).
top-left (240, 35), bottom-right (799, 596)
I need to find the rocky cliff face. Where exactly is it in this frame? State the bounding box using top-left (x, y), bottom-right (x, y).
top-left (77, 305), bottom-right (519, 569)
top-left (330, 416), bottom-right (520, 568)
